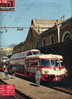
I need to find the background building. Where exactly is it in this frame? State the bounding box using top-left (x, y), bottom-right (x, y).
top-left (13, 19), bottom-right (62, 54)
top-left (0, 48), bottom-right (13, 56)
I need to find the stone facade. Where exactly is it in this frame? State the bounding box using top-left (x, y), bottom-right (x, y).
top-left (60, 18), bottom-right (72, 42)
top-left (13, 19), bottom-right (62, 54)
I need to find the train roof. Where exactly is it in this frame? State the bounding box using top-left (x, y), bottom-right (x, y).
top-left (11, 49), bottom-right (41, 59)
top-left (12, 49), bottom-right (40, 55)
top-left (26, 54), bottom-right (63, 59)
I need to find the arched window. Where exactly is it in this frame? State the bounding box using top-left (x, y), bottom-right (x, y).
top-left (62, 31), bottom-right (72, 42)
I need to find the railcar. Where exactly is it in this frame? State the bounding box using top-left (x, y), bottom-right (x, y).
top-left (0, 56), bottom-right (9, 71)
top-left (9, 50), bottom-right (67, 82)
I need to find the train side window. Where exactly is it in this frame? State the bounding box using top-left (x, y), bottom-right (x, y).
top-left (16, 65), bottom-right (24, 71)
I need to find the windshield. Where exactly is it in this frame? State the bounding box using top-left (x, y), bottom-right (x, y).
top-left (51, 60), bottom-right (63, 67)
top-left (40, 59), bottom-right (63, 67)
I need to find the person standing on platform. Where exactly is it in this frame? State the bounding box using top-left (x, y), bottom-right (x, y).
top-left (3, 65), bottom-right (9, 80)
top-left (35, 68), bottom-right (41, 86)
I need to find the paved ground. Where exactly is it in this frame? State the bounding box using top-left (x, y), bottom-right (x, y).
top-left (0, 72), bottom-right (72, 99)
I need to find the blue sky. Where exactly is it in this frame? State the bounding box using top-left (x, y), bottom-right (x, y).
top-left (0, 0), bottom-right (71, 48)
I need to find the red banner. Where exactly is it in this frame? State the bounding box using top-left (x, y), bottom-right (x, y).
top-left (0, 0), bottom-right (16, 11)
top-left (0, 0), bottom-right (7, 3)
top-left (0, 84), bottom-right (16, 96)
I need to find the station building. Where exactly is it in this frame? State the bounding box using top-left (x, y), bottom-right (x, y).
top-left (13, 17), bottom-right (72, 54)
top-left (13, 19), bottom-right (62, 53)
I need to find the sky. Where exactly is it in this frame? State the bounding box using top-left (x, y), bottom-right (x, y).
top-left (0, 0), bottom-right (71, 48)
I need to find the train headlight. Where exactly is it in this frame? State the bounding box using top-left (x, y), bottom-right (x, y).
top-left (44, 71), bottom-right (48, 74)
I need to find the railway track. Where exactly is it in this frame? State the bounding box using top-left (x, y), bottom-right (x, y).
top-left (52, 86), bottom-right (72, 95)
top-left (41, 79), bottom-right (72, 95)
top-left (53, 78), bottom-right (72, 95)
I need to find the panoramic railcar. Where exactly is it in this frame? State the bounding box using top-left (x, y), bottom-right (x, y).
top-left (9, 50), bottom-right (67, 82)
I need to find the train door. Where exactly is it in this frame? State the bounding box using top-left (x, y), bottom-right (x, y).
top-left (25, 58), bottom-right (30, 73)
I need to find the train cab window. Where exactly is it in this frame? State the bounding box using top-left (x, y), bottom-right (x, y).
top-left (51, 60), bottom-right (55, 66)
top-left (60, 60), bottom-right (64, 66)
top-left (27, 52), bottom-right (32, 56)
top-left (51, 60), bottom-right (62, 67)
top-left (55, 60), bottom-right (62, 67)
top-left (40, 59), bottom-right (50, 66)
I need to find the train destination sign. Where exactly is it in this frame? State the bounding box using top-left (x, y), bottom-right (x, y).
top-left (0, 0), bottom-right (16, 11)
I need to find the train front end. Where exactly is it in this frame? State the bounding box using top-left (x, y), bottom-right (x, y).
top-left (39, 54), bottom-right (68, 82)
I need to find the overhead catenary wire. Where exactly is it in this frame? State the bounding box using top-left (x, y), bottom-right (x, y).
top-left (0, 26), bottom-right (51, 30)
top-left (0, 17), bottom-right (70, 31)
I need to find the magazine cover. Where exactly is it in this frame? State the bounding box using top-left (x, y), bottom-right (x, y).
top-left (0, 0), bottom-right (72, 99)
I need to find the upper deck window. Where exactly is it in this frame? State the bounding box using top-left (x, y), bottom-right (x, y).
top-left (32, 51), bottom-right (40, 55)
top-left (27, 52), bottom-right (32, 56)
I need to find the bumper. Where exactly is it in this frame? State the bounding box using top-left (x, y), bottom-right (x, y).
top-left (41, 74), bottom-right (65, 82)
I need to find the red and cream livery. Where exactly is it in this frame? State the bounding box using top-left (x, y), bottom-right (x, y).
top-left (9, 50), bottom-right (67, 82)
top-left (25, 54), bottom-right (67, 81)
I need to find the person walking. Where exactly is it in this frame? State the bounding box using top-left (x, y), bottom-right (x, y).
top-left (35, 68), bottom-right (41, 86)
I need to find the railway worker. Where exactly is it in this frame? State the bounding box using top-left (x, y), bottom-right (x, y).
top-left (35, 68), bottom-right (41, 86)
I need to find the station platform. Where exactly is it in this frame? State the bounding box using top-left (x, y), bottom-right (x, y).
top-left (0, 72), bottom-right (72, 99)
